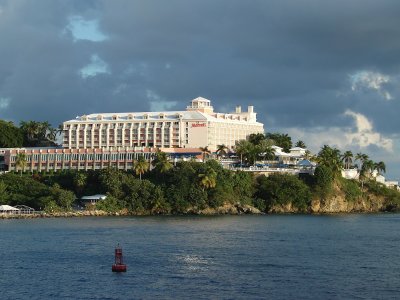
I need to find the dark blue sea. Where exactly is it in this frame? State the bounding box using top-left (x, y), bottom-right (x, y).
top-left (1, 214), bottom-right (400, 299)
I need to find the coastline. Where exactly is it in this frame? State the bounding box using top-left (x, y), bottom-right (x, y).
top-left (1, 202), bottom-right (396, 219)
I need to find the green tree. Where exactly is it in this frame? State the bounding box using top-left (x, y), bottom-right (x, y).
top-left (216, 144), bottom-right (228, 160)
top-left (199, 146), bottom-right (211, 162)
top-left (73, 172), bottom-right (87, 196)
top-left (152, 150), bottom-right (173, 174)
top-left (317, 145), bottom-right (342, 177)
top-left (355, 152), bottom-right (369, 169)
top-left (341, 150), bottom-right (353, 169)
top-left (0, 120), bottom-right (23, 147)
top-left (198, 167), bottom-right (217, 191)
top-left (295, 140), bottom-right (306, 148)
top-left (50, 184), bottom-right (75, 210)
top-left (375, 161), bottom-right (386, 175)
top-left (134, 155), bottom-right (149, 181)
top-left (248, 133), bottom-right (266, 145)
top-left (265, 133), bottom-right (292, 152)
top-left (256, 173), bottom-right (311, 211)
top-left (15, 153), bottom-right (28, 176)
top-left (234, 140), bottom-right (251, 165)
top-left (98, 168), bottom-right (124, 198)
top-left (0, 181), bottom-right (9, 203)
top-left (313, 165), bottom-right (334, 198)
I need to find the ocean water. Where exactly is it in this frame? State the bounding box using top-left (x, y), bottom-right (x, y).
top-left (1, 214), bottom-right (400, 300)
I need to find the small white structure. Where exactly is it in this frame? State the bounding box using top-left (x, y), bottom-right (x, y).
top-left (341, 169), bottom-right (359, 180)
top-left (0, 205), bottom-right (20, 214)
top-left (14, 205), bottom-right (35, 214)
top-left (385, 181), bottom-right (399, 190)
top-left (81, 194), bottom-right (107, 205)
top-left (375, 174), bottom-right (385, 184)
top-left (271, 146), bottom-right (307, 165)
top-left (289, 147), bottom-right (307, 156)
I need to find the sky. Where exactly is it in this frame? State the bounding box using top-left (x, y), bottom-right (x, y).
top-left (0, 0), bottom-right (399, 179)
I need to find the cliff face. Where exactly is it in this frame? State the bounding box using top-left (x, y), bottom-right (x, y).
top-left (309, 194), bottom-right (386, 213)
top-left (268, 185), bottom-right (387, 214)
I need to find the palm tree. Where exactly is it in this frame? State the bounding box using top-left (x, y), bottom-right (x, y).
top-left (360, 159), bottom-right (375, 184)
top-left (47, 127), bottom-right (58, 142)
top-left (295, 140), bottom-right (306, 148)
top-left (73, 172), bottom-right (87, 195)
top-left (152, 150), bottom-right (173, 173)
top-left (199, 146), bottom-right (211, 162)
top-left (341, 150), bottom-right (353, 169)
top-left (39, 121), bottom-right (52, 140)
top-left (260, 145), bottom-right (275, 162)
top-left (355, 153), bottom-right (369, 166)
top-left (375, 161), bottom-right (386, 175)
top-left (235, 140), bottom-right (251, 166)
top-left (317, 145), bottom-right (342, 176)
top-left (20, 120), bottom-right (40, 141)
top-left (15, 153), bottom-right (27, 176)
top-left (134, 155), bottom-right (149, 181)
top-left (216, 144), bottom-right (228, 160)
top-left (198, 167), bottom-right (217, 191)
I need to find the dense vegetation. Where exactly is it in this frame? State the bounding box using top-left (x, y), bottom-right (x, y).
top-left (1, 157), bottom-right (399, 214)
top-left (1, 129), bottom-right (399, 214)
top-left (0, 119), bottom-right (58, 147)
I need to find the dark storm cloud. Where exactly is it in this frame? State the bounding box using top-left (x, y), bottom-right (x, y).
top-left (1, 0), bottom-right (400, 175)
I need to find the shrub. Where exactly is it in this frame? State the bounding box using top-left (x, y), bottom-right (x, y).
top-left (256, 174), bottom-right (311, 212)
top-left (313, 165), bottom-right (334, 198)
top-left (339, 178), bottom-right (362, 202)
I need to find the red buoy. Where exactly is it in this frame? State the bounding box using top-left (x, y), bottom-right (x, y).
top-left (112, 244), bottom-right (127, 272)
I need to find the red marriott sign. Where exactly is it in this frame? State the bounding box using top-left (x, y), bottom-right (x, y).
top-left (191, 122), bottom-right (206, 128)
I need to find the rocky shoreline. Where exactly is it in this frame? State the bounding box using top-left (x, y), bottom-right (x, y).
top-left (1, 199), bottom-right (396, 219)
top-left (0, 203), bottom-right (263, 219)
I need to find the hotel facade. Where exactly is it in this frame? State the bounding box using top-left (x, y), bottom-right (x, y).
top-left (3, 97), bottom-right (264, 172)
top-left (62, 97), bottom-right (264, 151)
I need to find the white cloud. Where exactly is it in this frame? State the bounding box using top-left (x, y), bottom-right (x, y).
top-left (79, 54), bottom-right (110, 78)
top-left (64, 15), bottom-right (108, 42)
top-left (350, 70), bottom-right (392, 100)
top-left (147, 90), bottom-right (177, 111)
top-left (284, 110), bottom-right (393, 153)
top-left (344, 110), bottom-right (393, 151)
top-left (0, 97), bottom-right (10, 109)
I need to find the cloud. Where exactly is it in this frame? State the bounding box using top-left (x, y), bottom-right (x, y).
top-left (0, 97), bottom-right (10, 109)
top-left (64, 15), bottom-right (108, 42)
top-left (350, 70), bottom-right (392, 100)
top-left (79, 54), bottom-right (110, 78)
top-left (284, 110), bottom-right (393, 153)
top-left (2, 1), bottom-right (400, 177)
top-left (344, 110), bottom-right (393, 151)
top-left (147, 90), bottom-right (178, 111)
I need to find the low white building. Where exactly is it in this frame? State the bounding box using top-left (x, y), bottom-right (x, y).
top-left (0, 205), bottom-right (20, 214)
top-left (81, 194), bottom-right (107, 205)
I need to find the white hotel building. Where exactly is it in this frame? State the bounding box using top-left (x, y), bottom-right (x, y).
top-left (62, 97), bottom-right (264, 151)
top-left (2, 97), bottom-right (264, 173)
